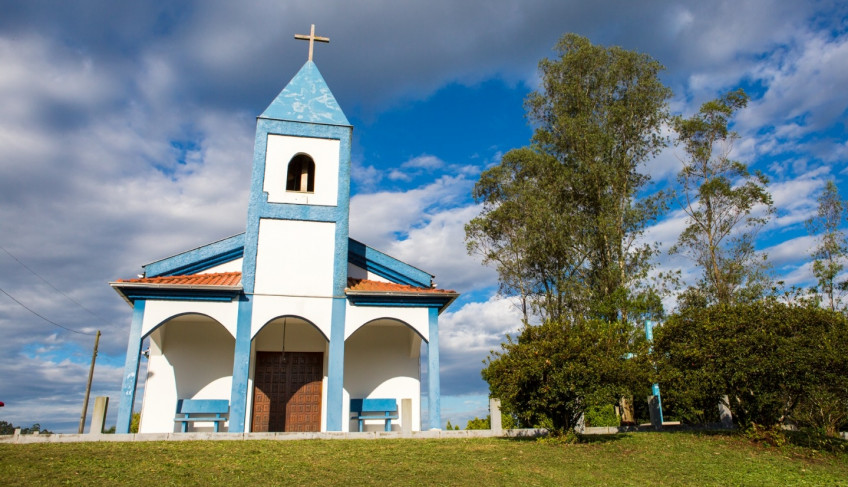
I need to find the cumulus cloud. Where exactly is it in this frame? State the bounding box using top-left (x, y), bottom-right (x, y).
top-left (439, 296), bottom-right (524, 395)
top-left (1, 0), bottom-right (846, 431)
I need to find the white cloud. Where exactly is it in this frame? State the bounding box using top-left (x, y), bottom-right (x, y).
top-left (401, 154), bottom-right (445, 170)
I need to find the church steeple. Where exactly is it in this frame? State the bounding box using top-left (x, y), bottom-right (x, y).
top-left (260, 61), bottom-right (350, 126)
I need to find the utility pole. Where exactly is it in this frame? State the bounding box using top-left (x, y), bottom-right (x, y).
top-left (78, 330), bottom-right (100, 434)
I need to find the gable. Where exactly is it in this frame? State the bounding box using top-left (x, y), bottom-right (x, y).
top-left (140, 233), bottom-right (433, 289)
top-left (143, 234), bottom-right (245, 277)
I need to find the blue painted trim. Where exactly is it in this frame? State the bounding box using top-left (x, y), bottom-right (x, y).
top-left (427, 307), bottom-right (441, 430)
top-left (348, 239), bottom-right (432, 288)
top-left (116, 300), bottom-right (145, 434)
top-left (326, 297), bottom-right (346, 431)
top-left (122, 291), bottom-right (239, 303)
top-left (229, 294), bottom-right (253, 433)
top-left (144, 234), bottom-right (245, 277)
top-left (242, 118), bottom-right (352, 294)
top-left (346, 294), bottom-right (454, 310)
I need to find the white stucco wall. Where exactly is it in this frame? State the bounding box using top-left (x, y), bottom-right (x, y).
top-left (199, 257), bottom-right (243, 274)
top-left (345, 304), bottom-right (429, 342)
top-left (140, 300), bottom-right (239, 339)
top-left (254, 219), bottom-right (336, 297)
top-left (138, 316), bottom-right (235, 433)
top-left (347, 263), bottom-right (391, 283)
top-left (343, 322), bottom-right (422, 432)
top-left (251, 294), bottom-right (333, 340)
top-left (264, 134), bottom-right (340, 206)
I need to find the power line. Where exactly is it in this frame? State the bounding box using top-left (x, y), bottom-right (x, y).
top-left (0, 244), bottom-right (109, 326)
top-left (0, 287), bottom-right (98, 336)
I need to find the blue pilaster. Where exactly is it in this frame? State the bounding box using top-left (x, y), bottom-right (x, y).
top-left (228, 294), bottom-right (254, 432)
top-left (326, 297), bottom-right (347, 430)
top-left (116, 300), bottom-right (145, 434)
top-left (427, 307), bottom-right (441, 430)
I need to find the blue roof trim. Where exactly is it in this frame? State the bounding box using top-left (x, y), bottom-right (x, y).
top-left (348, 239), bottom-right (433, 288)
top-left (143, 234), bottom-right (245, 277)
top-left (261, 61), bottom-right (350, 126)
top-left (346, 293), bottom-right (455, 312)
top-left (122, 289), bottom-right (241, 303)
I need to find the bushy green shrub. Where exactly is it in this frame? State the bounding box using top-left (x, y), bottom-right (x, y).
top-left (584, 404), bottom-right (620, 427)
top-left (654, 300), bottom-right (848, 435)
top-left (483, 318), bottom-right (649, 435)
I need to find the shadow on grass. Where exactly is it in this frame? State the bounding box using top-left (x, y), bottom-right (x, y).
top-left (784, 430), bottom-right (848, 455)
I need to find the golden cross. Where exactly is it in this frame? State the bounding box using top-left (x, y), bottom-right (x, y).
top-left (294, 24), bottom-right (329, 62)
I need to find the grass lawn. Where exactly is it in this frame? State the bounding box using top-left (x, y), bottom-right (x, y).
top-left (1, 431), bottom-right (847, 486)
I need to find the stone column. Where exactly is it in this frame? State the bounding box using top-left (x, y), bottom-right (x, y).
top-left (489, 398), bottom-right (503, 435)
top-left (401, 398), bottom-right (412, 434)
top-left (719, 395), bottom-right (733, 428)
top-left (89, 396), bottom-right (109, 434)
top-left (648, 395), bottom-right (662, 429)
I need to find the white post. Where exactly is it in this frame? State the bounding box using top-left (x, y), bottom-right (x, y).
top-left (719, 395), bottom-right (733, 428)
top-left (90, 396), bottom-right (109, 434)
top-left (489, 398), bottom-right (503, 435)
top-left (401, 398), bottom-right (412, 434)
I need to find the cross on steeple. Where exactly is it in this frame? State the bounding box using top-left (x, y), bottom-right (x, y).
top-left (294, 24), bottom-right (329, 62)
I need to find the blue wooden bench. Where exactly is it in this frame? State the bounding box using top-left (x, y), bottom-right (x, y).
top-left (174, 399), bottom-right (229, 433)
top-left (350, 398), bottom-right (398, 432)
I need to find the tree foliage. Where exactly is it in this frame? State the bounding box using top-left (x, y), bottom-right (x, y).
top-left (483, 318), bottom-right (649, 434)
top-left (671, 89), bottom-right (774, 306)
top-left (466, 33), bottom-right (671, 324)
top-left (0, 421), bottom-right (52, 435)
top-left (806, 180), bottom-right (848, 312)
top-left (654, 301), bottom-right (848, 434)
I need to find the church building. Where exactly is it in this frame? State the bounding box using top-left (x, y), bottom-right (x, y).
top-left (110, 28), bottom-right (457, 434)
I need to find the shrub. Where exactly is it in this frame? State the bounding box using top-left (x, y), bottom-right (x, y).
top-left (483, 318), bottom-right (648, 435)
top-left (584, 405), bottom-right (620, 427)
top-left (654, 300), bottom-right (848, 434)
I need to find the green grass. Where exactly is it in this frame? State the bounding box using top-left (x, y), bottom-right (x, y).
top-left (1, 432), bottom-right (847, 486)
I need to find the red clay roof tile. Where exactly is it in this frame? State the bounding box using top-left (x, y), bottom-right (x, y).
top-left (115, 272), bottom-right (242, 287)
top-left (346, 278), bottom-right (455, 294)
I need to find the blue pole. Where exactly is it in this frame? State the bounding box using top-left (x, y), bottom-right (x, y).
top-left (645, 320), bottom-right (664, 424)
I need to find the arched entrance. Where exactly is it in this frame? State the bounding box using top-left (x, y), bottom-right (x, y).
top-left (250, 316), bottom-right (328, 432)
top-left (344, 318), bottom-right (424, 432)
top-left (139, 313), bottom-right (234, 433)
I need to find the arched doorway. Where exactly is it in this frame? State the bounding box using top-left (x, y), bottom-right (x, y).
top-left (250, 316), bottom-right (328, 432)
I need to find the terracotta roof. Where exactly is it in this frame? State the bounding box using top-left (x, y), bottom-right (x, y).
top-left (346, 278), bottom-right (455, 295)
top-left (114, 272), bottom-right (242, 287)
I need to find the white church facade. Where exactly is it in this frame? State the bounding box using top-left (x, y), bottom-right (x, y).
top-left (110, 38), bottom-right (457, 434)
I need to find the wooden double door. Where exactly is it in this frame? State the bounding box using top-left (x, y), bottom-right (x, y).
top-left (251, 351), bottom-right (323, 432)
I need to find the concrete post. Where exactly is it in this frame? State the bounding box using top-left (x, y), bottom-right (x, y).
top-left (489, 398), bottom-right (502, 435)
top-left (719, 395), bottom-right (733, 428)
top-left (89, 396), bottom-right (109, 434)
top-left (619, 396), bottom-right (635, 425)
top-left (648, 395), bottom-right (662, 429)
top-left (401, 398), bottom-right (412, 434)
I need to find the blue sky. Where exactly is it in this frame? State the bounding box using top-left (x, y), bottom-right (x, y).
top-left (1, 1), bottom-right (847, 432)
